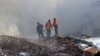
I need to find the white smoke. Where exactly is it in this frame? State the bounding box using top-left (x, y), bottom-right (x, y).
top-left (56, 0), bottom-right (100, 36)
top-left (5, 24), bottom-right (20, 36)
top-left (0, 0), bottom-right (60, 38)
top-left (0, 0), bottom-right (100, 38)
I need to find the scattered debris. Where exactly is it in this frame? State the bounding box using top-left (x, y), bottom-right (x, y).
top-left (0, 35), bottom-right (99, 56)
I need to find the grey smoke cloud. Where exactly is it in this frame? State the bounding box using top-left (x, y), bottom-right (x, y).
top-left (56, 0), bottom-right (100, 36)
top-left (0, 0), bottom-right (57, 38)
top-left (0, 0), bottom-right (100, 38)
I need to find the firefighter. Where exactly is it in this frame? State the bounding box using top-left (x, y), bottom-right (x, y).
top-left (53, 18), bottom-right (59, 36)
top-left (45, 19), bottom-right (52, 38)
top-left (36, 22), bottom-right (44, 39)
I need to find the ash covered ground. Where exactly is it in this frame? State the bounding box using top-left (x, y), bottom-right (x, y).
top-left (0, 35), bottom-right (82, 56)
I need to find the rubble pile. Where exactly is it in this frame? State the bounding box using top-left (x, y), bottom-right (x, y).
top-left (55, 36), bottom-right (83, 56)
top-left (0, 35), bottom-right (83, 56)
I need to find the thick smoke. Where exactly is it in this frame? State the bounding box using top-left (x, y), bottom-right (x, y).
top-left (0, 0), bottom-right (59, 38)
top-left (0, 0), bottom-right (100, 38)
top-left (56, 0), bottom-right (100, 36)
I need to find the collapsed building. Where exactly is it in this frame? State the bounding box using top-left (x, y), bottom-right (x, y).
top-left (0, 35), bottom-right (99, 56)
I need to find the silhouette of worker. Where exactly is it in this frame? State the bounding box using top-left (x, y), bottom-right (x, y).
top-left (45, 20), bottom-right (52, 38)
top-left (53, 18), bottom-right (59, 36)
top-left (36, 22), bottom-right (44, 39)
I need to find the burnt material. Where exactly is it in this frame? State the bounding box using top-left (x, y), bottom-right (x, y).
top-left (0, 35), bottom-right (83, 56)
top-left (0, 35), bottom-right (57, 56)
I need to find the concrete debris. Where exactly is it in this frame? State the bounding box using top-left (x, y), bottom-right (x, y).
top-left (17, 52), bottom-right (30, 56)
top-left (0, 48), bottom-right (4, 56)
top-left (53, 53), bottom-right (67, 56)
top-left (0, 35), bottom-right (99, 56)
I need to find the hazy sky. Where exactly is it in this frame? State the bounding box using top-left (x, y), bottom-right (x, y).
top-left (0, 0), bottom-right (100, 38)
